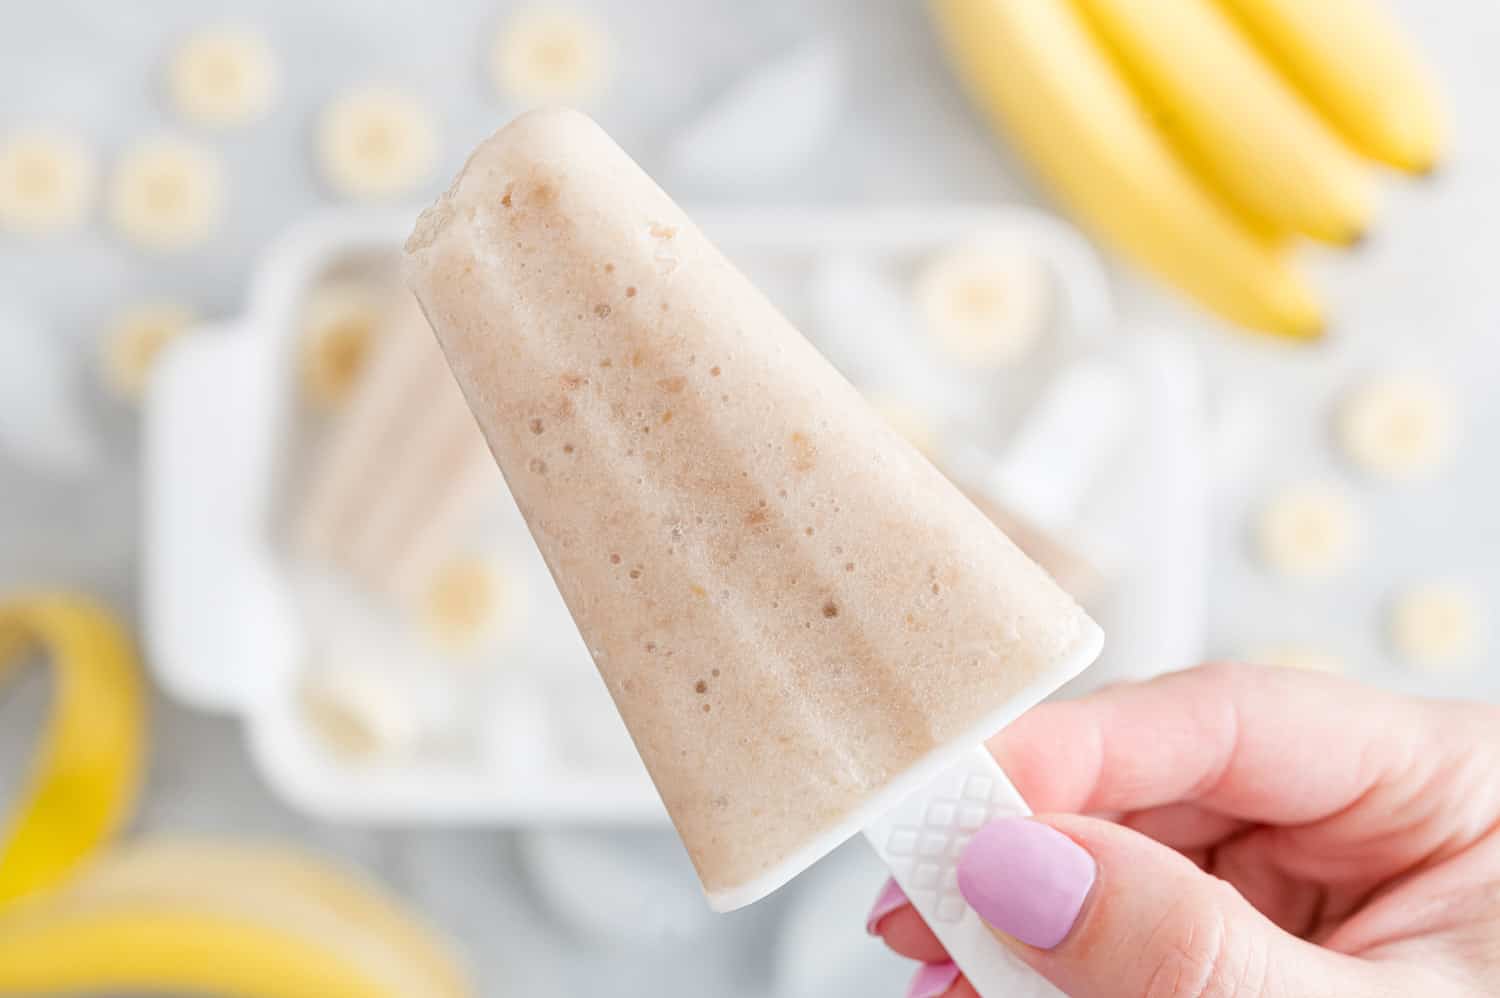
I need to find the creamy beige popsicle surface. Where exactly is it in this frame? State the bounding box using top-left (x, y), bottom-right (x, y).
top-left (405, 108), bottom-right (1099, 907)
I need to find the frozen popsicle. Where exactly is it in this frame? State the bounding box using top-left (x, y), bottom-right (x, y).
top-left (293, 289), bottom-right (499, 599)
top-left (405, 109), bottom-right (1101, 990)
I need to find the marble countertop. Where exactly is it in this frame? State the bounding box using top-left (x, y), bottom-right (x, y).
top-left (2, 0), bottom-right (1496, 994)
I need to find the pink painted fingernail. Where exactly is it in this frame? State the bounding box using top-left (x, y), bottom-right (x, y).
top-left (865, 877), bottom-right (908, 934)
top-left (907, 960), bottom-right (960, 998)
top-left (958, 817), bottom-right (1095, 950)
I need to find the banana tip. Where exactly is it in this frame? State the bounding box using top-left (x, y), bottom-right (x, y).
top-left (1396, 138), bottom-right (1445, 179)
top-left (1295, 319), bottom-right (1327, 343)
top-left (1409, 157), bottom-right (1443, 181)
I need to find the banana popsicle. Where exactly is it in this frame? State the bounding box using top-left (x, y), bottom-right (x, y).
top-left (404, 109), bottom-right (1102, 910)
top-left (294, 290), bottom-right (499, 599)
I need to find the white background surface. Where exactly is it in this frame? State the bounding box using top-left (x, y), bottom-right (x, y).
top-left (1, 1), bottom-right (1496, 995)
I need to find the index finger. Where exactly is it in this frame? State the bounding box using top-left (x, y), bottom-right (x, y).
top-left (988, 662), bottom-right (1459, 824)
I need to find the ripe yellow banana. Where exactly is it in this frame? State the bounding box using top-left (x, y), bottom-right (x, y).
top-left (1074, 0), bottom-right (1376, 244)
top-left (0, 595), bottom-right (145, 906)
top-left (40, 841), bottom-right (473, 998)
top-left (929, 0), bottom-right (1322, 339)
top-left (0, 596), bottom-right (474, 998)
top-left (1218, 0), bottom-right (1445, 173)
top-left (0, 909), bottom-right (434, 998)
top-left (0, 844), bottom-right (471, 998)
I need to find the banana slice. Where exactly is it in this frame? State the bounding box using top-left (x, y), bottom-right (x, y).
top-left (109, 137), bottom-right (222, 251)
top-left (167, 28), bottom-right (276, 127)
top-left (1389, 583), bottom-right (1480, 672)
top-left (421, 556), bottom-right (519, 653)
top-left (1256, 483), bottom-right (1360, 579)
top-left (491, 10), bottom-right (611, 104)
top-left (1250, 646), bottom-right (1346, 674)
top-left (1337, 374), bottom-right (1456, 481)
top-left (866, 394), bottom-right (939, 458)
top-left (0, 130), bottom-right (95, 235)
top-left (914, 242), bottom-right (1050, 367)
top-left (298, 666), bottom-right (422, 759)
top-left (101, 302), bottom-right (197, 403)
top-left (299, 283), bottom-right (383, 409)
top-left (318, 89), bottom-right (436, 200)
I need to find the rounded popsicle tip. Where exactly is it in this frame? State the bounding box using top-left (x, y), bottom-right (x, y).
top-left (404, 106), bottom-right (611, 261)
top-left (469, 106), bottom-right (610, 180)
top-left (502, 104), bottom-right (603, 142)
top-left (467, 106), bottom-right (612, 184)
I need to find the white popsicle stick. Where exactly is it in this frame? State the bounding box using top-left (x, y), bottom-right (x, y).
top-left (864, 746), bottom-right (1064, 998)
top-left (952, 359), bottom-right (1134, 536)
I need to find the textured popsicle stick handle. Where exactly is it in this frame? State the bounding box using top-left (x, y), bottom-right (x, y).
top-left (863, 745), bottom-right (1066, 998)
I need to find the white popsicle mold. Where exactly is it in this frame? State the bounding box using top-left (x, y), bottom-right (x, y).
top-left (143, 207), bottom-right (1203, 832)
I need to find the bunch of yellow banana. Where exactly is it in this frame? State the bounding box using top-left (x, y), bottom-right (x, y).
top-left (930, 0), bottom-right (1444, 339)
top-left (0, 594), bottom-right (473, 998)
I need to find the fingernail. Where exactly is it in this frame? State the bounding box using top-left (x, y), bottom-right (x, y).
top-left (907, 960), bottom-right (959, 998)
top-left (957, 817), bottom-right (1095, 950)
top-left (865, 877), bottom-right (908, 934)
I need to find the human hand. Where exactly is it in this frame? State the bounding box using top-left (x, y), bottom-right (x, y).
top-left (867, 663), bottom-right (1500, 997)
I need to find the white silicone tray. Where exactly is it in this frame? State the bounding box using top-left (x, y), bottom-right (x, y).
top-left (143, 207), bottom-right (1206, 824)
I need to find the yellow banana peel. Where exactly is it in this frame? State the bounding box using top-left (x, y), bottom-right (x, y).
top-left (0, 593), bottom-right (473, 998)
top-left (0, 595), bottom-right (145, 906)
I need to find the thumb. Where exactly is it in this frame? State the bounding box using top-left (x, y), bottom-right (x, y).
top-left (956, 815), bottom-right (1393, 998)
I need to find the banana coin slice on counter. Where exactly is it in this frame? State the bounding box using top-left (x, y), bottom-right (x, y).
top-left (915, 242), bottom-right (1049, 368)
top-left (1337, 374), bottom-right (1456, 481)
top-left (421, 556), bottom-right (520, 653)
top-left (0, 130), bottom-right (94, 235)
top-left (1389, 583), bottom-right (1481, 672)
top-left (491, 10), bottom-right (612, 104)
top-left (318, 88), bottom-right (436, 200)
top-left (1249, 646), bottom-right (1346, 674)
top-left (167, 27), bottom-right (277, 126)
top-left (109, 136), bottom-right (222, 251)
top-left (1256, 483), bottom-right (1360, 580)
top-left (101, 302), bottom-right (197, 402)
top-left (299, 283), bottom-right (383, 408)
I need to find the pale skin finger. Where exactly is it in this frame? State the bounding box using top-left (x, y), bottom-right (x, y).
top-left (988, 663), bottom-right (1500, 883)
top-left (875, 663), bottom-right (1500, 974)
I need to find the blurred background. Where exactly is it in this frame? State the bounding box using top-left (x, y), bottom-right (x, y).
top-left (1, 1), bottom-right (1496, 995)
